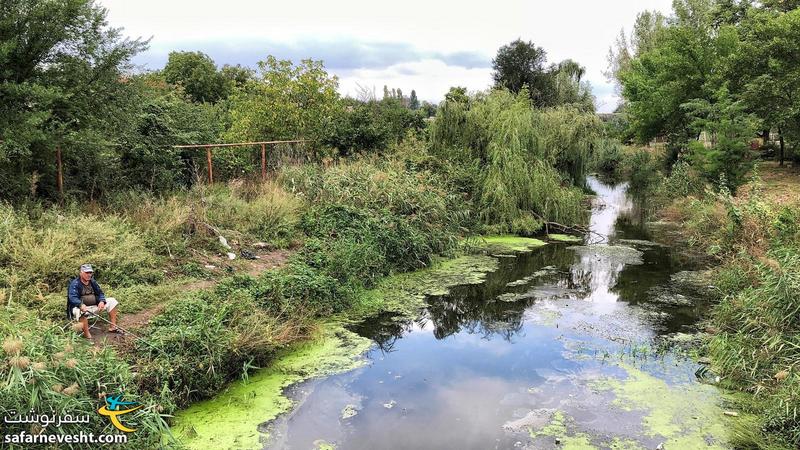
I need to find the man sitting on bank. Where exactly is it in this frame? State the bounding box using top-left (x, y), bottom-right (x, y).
top-left (67, 264), bottom-right (120, 339)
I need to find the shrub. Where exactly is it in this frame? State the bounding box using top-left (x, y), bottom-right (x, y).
top-left (135, 290), bottom-right (307, 408)
top-left (591, 138), bottom-right (624, 175)
top-left (659, 159), bottom-right (704, 200)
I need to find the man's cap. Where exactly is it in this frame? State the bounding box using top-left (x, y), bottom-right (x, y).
top-left (80, 264), bottom-right (94, 273)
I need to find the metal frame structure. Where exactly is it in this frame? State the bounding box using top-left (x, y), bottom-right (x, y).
top-left (171, 139), bottom-right (309, 183)
top-left (49, 139), bottom-right (310, 198)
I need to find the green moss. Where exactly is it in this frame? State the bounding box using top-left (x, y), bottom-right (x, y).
top-left (481, 235), bottom-right (548, 252)
top-left (548, 233), bottom-right (583, 243)
top-left (591, 363), bottom-right (731, 448)
top-left (171, 325), bottom-right (372, 449)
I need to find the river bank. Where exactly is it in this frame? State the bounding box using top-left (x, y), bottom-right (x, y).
top-left (644, 161), bottom-right (800, 449)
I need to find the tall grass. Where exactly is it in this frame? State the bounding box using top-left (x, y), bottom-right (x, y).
top-left (0, 204), bottom-right (163, 308)
top-left (659, 171), bottom-right (800, 448)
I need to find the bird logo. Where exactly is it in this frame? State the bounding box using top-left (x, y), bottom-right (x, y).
top-left (97, 394), bottom-right (142, 433)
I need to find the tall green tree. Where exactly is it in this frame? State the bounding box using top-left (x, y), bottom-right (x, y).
top-left (409, 90), bottom-right (420, 110)
top-left (726, 7), bottom-right (800, 165)
top-left (162, 51), bottom-right (229, 103)
top-left (617, 0), bottom-right (720, 146)
top-left (225, 56), bottom-right (340, 142)
top-left (492, 39), bottom-right (552, 107)
top-left (0, 0), bottom-right (145, 200)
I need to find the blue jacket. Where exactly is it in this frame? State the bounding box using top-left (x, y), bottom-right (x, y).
top-left (66, 278), bottom-right (106, 319)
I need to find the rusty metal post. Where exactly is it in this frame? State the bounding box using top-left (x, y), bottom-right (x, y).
top-left (206, 148), bottom-right (213, 183)
top-left (56, 145), bottom-right (64, 200)
top-left (261, 143), bottom-right (267, 180)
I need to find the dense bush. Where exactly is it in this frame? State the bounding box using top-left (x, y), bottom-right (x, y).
top-left (624, 149), bottom-right (662, 195)
top-left (322, 102), bottom-right (391, 156)
top-left (590, 138), bottom-right (624, 176)
top-left (135, 291), bottom-right (307, 408)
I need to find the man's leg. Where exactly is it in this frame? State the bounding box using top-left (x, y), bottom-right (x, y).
top-left (109, 308), bottom-right (118, 329)
top-left (79, 316), bottom-right (91, 338)
top-left (105, 298), bottom-right (119, 331)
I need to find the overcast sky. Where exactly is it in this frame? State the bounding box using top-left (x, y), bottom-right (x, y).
top-left (99, 0), bottom-right (673, 113)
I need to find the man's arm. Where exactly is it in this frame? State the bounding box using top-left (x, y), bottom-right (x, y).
top-left (67, 279), bottom-right (82, 308)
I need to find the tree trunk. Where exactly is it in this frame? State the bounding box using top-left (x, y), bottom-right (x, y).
top-left (778, 127), bottom-right (785, 167)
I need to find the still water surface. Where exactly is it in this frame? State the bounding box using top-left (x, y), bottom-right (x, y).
top-left (265, 177), bottom-right (720, 449)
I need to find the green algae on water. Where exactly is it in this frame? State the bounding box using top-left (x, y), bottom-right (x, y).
top-left (548, 233), bottom-right (583, 243)
top-left (529, 410), bottom-right (597, 449)
top-left (348, 254), bottom-right (500, 320)
top-left (481, 235), bottom-right (547, 253)
top-left (171, 326), bottom-right (372, 450)
top-left (589, 363), bottom-right (731, 449)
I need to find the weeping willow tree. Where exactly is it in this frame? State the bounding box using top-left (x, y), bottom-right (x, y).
top-left (533, 106), bottom-right (603, 185)
top-left (431, 88), bottom-right (592, 233)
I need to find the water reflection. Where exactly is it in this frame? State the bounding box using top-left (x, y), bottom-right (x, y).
top-left (265, 176), bottom-right (706, 449)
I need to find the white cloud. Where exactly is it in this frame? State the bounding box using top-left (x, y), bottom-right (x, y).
top-left (336, 59), bottom-right (492, 103)
top-left (98, 0), bottom-right (675, 111)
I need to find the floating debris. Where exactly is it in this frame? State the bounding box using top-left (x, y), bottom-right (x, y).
top-left (340, 404), bottom-right (359, 420)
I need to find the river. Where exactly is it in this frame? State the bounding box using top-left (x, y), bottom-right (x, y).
top-left (256, 176), bottom-right (729, 450)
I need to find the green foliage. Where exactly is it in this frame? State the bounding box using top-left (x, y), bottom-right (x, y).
top-left (625, 149), bottom-right (662, 195)
top-left (491, 39), bottom-right (552, 107)
top-left (660, 173), bottom-right (800, 447)
top-left (683, 87), bottom-right (757, 192)
top-left (118, 76), bottom-right (224, 191)
top-left (162, 51), bottom-right (230, 104)
top-left (226, 56), bottom-right (340, 142)
top-left (321, 101), bottom-right (391, 155)
top-left (591, 138), bottom-right (624, 175)
top-left (430, 89), bottom-right (593, 232)
top-left (726, 7), bottom-right (800, 165)
top-left (0, 0), bottom-right (146, 201)
top-left (0, 308), bottom-right (170, 448)
top-left (534, 105), bottom-right (603, 183)
top-left (709, 247), bottom-right (800, 448)
top-left (135, 292), bottom-right (300, 408)
top-left (321, 98), bottom-right (425, 156)
top-left (202, 181), bottom-right (301, 247)
top-left (660, 159), bottom-right (704, 199)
